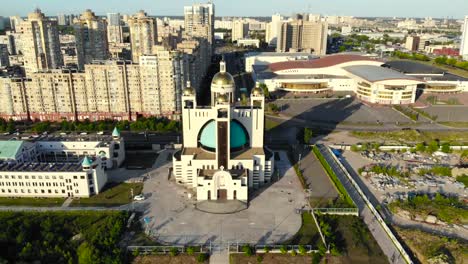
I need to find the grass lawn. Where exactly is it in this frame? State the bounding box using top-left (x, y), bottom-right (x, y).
top-left (132, 255), bottom-right (208, 264)
top-left (439, 122), bottom-right (468, 128)
top-left (350, 130), bottom-right (468, 145)
top-left (317, 215), bottom-right (388, 264)
top-left (0, 197), bottom-right (65, 207)
top-left (265, 118), bottom-right (281, 131)
top-left (70, 182), bottom-right (143, 207)
top-left (284, 213), bottom-right (324, 247)
top-left (230, 253), bottom-right (312, 264)
top-left (394, 227), bottom-right (468, 264)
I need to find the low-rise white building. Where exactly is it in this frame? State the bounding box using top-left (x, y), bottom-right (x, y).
top-left (0, 156), bottom-right (107, 198)
top-left (0, 128), bottom-right (125, 198)
top-left (236, 38), bottom-right (260, 48)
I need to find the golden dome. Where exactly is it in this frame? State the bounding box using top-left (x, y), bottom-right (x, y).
top-left (211, 72), bottom-right (234, 86)
top-left (183, 86), bottom-right (195, 96)
top-left (216, 94), bottom-right (229, 104)
top-left (251, 86), bottom-right (263, 96)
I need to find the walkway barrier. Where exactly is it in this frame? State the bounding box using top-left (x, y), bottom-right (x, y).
top-left (321, 145), bottom-right (414, 264)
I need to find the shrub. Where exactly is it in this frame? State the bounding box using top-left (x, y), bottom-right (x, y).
top-left (186, 246), bottom-right (195, 255)
top-left (242, 245), bottom-right (254, 256)
top-left (280, 245), bottom-right (288, 254)
top-left (290, 249), bottom-right (297, 256)
top-left (132, 248), bottom-right (140, 257)
top-left (197, 253), bottom-right (208, 263)
top-left (263, 246), bottom-right (270, 253)
top-left (441, 143), bottom-right (451, 153)
top-left (298, 245), bottom-right (307, 255)
top-left (169, 247), bottom-right (178, 256)
top-left (311, 252), bottom-right (323, 264)
top-left (256, 255), bottom-right (263, 263)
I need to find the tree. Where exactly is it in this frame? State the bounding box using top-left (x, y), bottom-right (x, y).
top-left (426, 140), bottom-right (439, 153)
top-left (77, 242), bottom-right (96, 264)
top-left (259, 83), bottom-right (269, 98)
top-left (303, 128), bottom-right (313, 144)
top-left (6, 119), bottom-right (15, 133)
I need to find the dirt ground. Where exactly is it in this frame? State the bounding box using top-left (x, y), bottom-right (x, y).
top-left (230, 253), bottom-right (312, 264)
top-left (132, 254), bottom-right (207, 264)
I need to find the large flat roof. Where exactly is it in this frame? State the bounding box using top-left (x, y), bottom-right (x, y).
top-left (384, 60), bottom-right (445, 74)
top-left (344, 65), bottom-right (422, 83)
top-left (268, 54), bottom-right (383, 72)
top-left (384, 60), bottom-right (468, 81)
top-left (0, 162), bottom-right (83, 172)
top-left (246, 52), bottom-right (317, 57)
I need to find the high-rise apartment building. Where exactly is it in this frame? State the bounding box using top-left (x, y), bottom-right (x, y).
top-left (232, 20), bottom-right (249, 42)
top-left (0, 35), bottom-right (15, 55)
top-left (9, 16), bottom-right (23, 32)
top-left (0, 45), bottom-right (196, 121)
top-left (461, 16), bottom-right (468, 60)
top-left (128, 10), bottom-right (158, 63)
top-left (57, 13), bottom-right (70, 26)
top-left (18, 9), bottom-right (63, 74)
top-left (0, 44), bottom-right (9, 67)
top-left (107, 13), bottom-right (121, 26)
top-left (74, 9), bottom-right (109, 69)
top-left (177, 39), bottom-right (210, 92)
top-left (107, 13), bottom-right (123, 43)
top-left (183, 2), bottom-right (215, 46)
top-left (277, 17), bottom-right (328, 55)
top-left (266, 14), bottom-right (283, 47)
top-left (405, 36), bottom-right (420, 51)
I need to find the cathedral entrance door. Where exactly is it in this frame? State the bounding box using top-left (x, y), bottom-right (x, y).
top-left (217, 189), bottom-right (227, 200)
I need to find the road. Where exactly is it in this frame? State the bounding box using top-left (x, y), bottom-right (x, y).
top-left (316, 144), bottom-right (409, 264)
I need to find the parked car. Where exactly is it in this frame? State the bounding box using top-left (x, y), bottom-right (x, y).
top-left (133, 194), bottom-right (145, 201)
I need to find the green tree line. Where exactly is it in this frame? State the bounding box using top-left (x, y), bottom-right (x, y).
top-left (0, 211), bottom-right (128, 263)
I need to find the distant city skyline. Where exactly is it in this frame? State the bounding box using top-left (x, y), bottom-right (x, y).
top-left (1, 0), bottom-right (467, 19)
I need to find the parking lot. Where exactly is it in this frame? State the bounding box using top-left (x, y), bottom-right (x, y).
top-left (272, 98), bottom-right (412, 124)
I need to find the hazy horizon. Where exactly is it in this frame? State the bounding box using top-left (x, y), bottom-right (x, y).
top-left (1, 0), bottom-right (467, 19)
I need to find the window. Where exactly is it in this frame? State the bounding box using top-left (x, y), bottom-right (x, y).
top-left (73, 176), bottom-right (77, 179)
top-left (80, 176), bottom-right (85, 179)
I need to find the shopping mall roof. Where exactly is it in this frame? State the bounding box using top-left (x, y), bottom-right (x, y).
top-left (384, 60), bottom-right (445, 74)
top-left (384, 60), bottom-right (468, 81)
top-left (268, 54), bottom-right (383, 72)
top-left (344, 65), bottom-right (422, 83)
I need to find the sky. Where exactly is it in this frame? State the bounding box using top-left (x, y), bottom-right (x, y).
top-left (0, 0), bottom-right (467, 19)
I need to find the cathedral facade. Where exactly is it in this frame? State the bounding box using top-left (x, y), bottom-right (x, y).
top-left (173, 60), bottom-right (274, 202)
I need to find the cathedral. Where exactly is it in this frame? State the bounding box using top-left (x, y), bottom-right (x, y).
top-left (173, 60), bottom-right (274, 202)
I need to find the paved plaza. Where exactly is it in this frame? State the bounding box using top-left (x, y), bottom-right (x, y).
top-left (135, 150), bottom-right (306, 246)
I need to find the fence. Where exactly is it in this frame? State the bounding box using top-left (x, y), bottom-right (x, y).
top-left (323, 145), bottom-right (414, 264)
top-left (127, 243), bottom-right (319, 254)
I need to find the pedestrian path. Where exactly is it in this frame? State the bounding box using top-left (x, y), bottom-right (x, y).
top-left (61, 197), bottom-right (73, 207)
top-left (209, 248), bottom-right (229, 264)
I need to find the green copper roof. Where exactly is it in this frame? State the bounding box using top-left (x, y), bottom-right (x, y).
top-left (199, 120), bottom-right (248, 150)
top-left (82, 156), bottom-right (92, 167)
top-left (112, 127), bottom-right (120, 137)
top-left (0, 141), bottom-right (24, 159)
